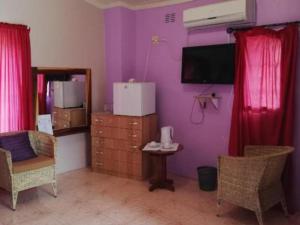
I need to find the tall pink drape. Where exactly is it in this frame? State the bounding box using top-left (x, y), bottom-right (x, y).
top-left (229, 24), bottom-right (298, 156)
top-left (0, 23), bottom-right (34, 132)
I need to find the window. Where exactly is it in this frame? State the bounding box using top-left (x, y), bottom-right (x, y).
top-left (243, 35), bottom-right (282, 110)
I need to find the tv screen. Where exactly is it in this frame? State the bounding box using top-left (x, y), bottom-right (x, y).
top-left (181, 43), bottom-right (235, 84)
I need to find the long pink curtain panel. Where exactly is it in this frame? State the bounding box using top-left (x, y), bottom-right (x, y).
top-left (229, 24), bottom-right (298, 156)
top-left (0, 23), bottom-right (34, 132)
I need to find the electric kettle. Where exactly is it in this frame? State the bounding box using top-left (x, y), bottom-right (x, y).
top-left (161, 126), bottom-right (174, 147)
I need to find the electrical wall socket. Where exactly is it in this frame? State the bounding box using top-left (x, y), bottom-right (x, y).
top-left (194, 94), bottom-right (220, 110)
top-left (152, 35), bottom-right (160, 45)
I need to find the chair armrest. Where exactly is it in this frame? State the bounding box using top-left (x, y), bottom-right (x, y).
top-left (244, 145), bottom-right (294, 157)
top-left (28, 131), bottom-right (57, 158)
top-left (0, 148), bottom-right (12, 173)
top-left (218, 155), bottom-right (267, 191)
top-left (0, 148), bottom-right (13, 190)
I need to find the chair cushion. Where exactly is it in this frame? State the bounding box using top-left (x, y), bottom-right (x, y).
top-left (12, 155), bottom-right (54, 174)
top-left (0, 132), bottom-right (37, 162)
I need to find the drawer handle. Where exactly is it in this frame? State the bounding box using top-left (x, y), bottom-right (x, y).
top-left (95, 119), bottom-right (103, 123)
top-left (96, 163), bottom-right (103, 166)
top-left (97, 131), bottom-right (103, 134)
top-left (131, 134), bottom-right (137, 138)
top-left (96, 151), bottom-right (104, 155)
top-left (96, 141), bottom-right (104, 145)
top-left (131, 146), bottom-right (138, 149)
top-left (129, 122), bottom-right (139, 125)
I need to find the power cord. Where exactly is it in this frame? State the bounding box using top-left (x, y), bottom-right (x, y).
top-left (143, 37), bottom-right (181, 81)
top-left (190, 97), bottom-right (205, 125)
top-left (161, 39), bottom-right (181, 61)
top-left (143, 41), bottom-right (153, 82)
top-left (200, 84), bottom-right (214, 95)
top-left (189, 85), bottom-right (214, 125)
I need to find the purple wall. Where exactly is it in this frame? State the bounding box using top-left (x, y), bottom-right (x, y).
top-left (120, 8), bottom-right (136, 82)
top-left (104, 0), bottom-right (300, 210)
top-left (134, 1), bottom-right (234, 180)
top-left (104, 7), bottom-right (136, 103)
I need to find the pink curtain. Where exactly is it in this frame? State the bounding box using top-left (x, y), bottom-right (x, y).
top-left (229, 24), bottom-right (298, 156)
top-left (0, 23), bottom-right (34, 132)
top-left (37, 74), bottom-right (47, 114)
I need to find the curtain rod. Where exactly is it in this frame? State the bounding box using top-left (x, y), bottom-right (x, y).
top-left (226, 21), bottom-right (300, 34)
top-left (0, 22), bottom-right (30, 30)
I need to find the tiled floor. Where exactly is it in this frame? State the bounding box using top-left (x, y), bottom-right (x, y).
top-left (0, 169), bottom-right (299, 225)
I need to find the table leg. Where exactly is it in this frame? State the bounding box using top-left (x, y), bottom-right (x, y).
top-left (149, 155), bottom-right (175, 192)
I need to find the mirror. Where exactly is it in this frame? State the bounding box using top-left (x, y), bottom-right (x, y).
top-left (32, 67), bottom-right (91, 136)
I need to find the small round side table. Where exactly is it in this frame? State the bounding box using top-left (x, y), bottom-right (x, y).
top-left (146, 144), bottom-right (183, 192)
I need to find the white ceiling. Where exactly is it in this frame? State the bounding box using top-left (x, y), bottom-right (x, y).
top-left (85, 0), bottom-right (193, 10)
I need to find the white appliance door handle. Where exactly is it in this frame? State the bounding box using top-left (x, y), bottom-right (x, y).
top-left (171, 127), bottom-right (174, 140)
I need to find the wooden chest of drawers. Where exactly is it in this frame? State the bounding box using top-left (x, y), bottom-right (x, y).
top-left (91, 113), bottom-right (157, 180)
top-left (53, 107), bottom-right (86, 129)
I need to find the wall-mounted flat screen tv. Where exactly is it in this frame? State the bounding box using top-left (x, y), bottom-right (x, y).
top-left (181, 43), bottom-right (235, 84)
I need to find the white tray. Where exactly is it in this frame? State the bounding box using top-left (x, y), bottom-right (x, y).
top-left (143, 143), bottom-right (179, 152)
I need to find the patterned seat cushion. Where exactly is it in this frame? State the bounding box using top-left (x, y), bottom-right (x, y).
top-left (0, 132), bottom-right (37, 162)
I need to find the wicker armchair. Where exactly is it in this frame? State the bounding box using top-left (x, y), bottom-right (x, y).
top-left (217, 145), bottom-right (294, 225)
top-left (0, 131), bottom-right (57, 210)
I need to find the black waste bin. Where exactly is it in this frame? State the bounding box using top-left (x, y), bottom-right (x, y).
top-left (197, 166), bottom-right (217, 191)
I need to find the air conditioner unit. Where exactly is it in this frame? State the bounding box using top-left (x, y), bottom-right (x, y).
top-left (183, 0), bottom-right (256, 29)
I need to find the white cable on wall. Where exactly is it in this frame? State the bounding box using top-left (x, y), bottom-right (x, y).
top-left (143, 41), bottom-right (153, 82)
top-left (160, 38), bottom-right (181, 61)
top-left (189, 85), bottom-right (214, 125)
top-left (186, 30), bottom-right (191, 46)
top-left (228, 30), bottom-right (236, 43)
top-left (190, 97), bottom-right (205, 125)
top-left (143, 37), bottom-right (180, 81)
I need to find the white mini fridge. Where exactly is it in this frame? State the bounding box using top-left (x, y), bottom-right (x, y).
top-left (54, 81), bottom-right (85, 108)
top-left (113, 82), bottom-right (156, 116)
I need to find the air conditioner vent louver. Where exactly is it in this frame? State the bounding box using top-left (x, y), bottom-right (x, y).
top-left (165, 13), bottom-right (176, 23)
top-left (183, 0), bottom-right (256, 29)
